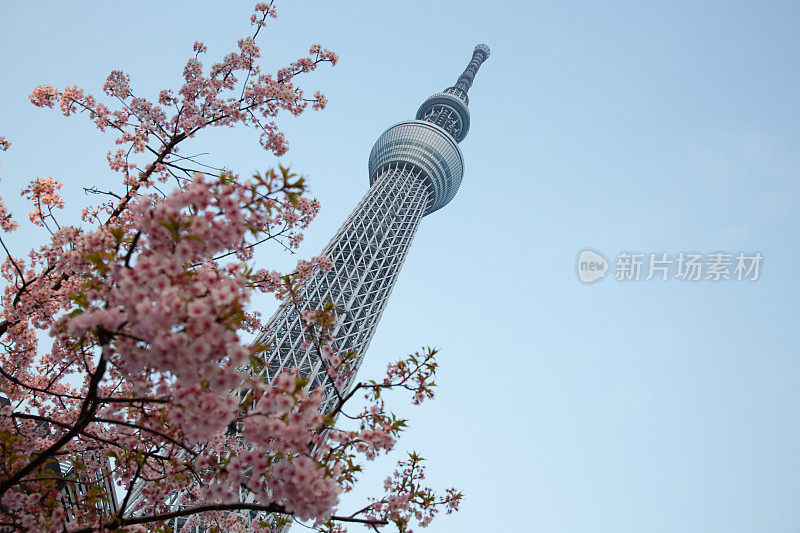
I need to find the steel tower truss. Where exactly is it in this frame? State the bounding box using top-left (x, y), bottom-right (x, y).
top-left (256, 163), bottom-right (429, 412)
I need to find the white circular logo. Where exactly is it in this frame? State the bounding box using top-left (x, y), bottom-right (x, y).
top-left (577, 250), bottom-right (608, 283)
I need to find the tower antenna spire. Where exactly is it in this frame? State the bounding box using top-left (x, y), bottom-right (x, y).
top-left (453, 44), bottom-right (491, 96)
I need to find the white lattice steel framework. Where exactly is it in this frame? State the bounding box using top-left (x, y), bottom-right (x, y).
top-left (255, 163), bottom-right (429, 412)
top-left (142, 44), bottom-right (489, 532)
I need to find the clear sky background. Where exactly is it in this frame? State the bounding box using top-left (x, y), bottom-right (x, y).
top-left (2, 2), bottom-right (800, 532)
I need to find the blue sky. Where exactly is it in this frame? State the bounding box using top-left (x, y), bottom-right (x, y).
top-left (2, 1), bottom-right (800, 532)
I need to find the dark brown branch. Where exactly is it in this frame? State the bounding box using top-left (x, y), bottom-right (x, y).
top-left (71, 500), bottom-right (388, 533)
top-left (96, 396), bottom-right (167, 404)
top-left (84, 186), bottom-right (122, 200)
top-left (105, 132), bottom-right (187, 222)
top-left (90, 416), bottom-right (195, 456)
top-left (0, 363), bottom-right (84, 402)
top-left (0, 345), bottom-right (108, 497)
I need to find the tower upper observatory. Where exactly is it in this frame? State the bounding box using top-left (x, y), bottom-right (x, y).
top-left (417, 43), bottom-right (491, 141)
top-left (368, 44), bottom-right (490, 215)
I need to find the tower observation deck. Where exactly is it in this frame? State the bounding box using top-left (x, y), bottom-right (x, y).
top-left (253, 44), bottom-right (490, 413)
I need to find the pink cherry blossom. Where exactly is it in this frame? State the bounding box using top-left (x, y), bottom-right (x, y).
top-left (0, 2), bottom-right (460, 532)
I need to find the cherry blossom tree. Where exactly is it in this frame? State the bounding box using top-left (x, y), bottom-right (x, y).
top-left (0, 3), bottom-right (461, 532)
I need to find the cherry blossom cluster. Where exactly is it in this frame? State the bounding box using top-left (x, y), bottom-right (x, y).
top-left (0, 2), bottom-right (461, 531)
top-left (381, 350), bottom-right (439, 405)
top-left (0, 164), bottom-right (338, 529)
top-left (367, 453), bottom-right (463, 533)
top-left (0, 197), bottom-right (15, 232)
top-left (20, 176), bottom-right (64, 228)
top-left (0, 137), bottom-right (18, 232)
top-left (239, 381), bottom-right (340, 522)
top-left (250, 2), bottom-right (278, 27)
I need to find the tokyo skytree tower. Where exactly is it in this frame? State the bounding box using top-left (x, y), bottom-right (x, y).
top-left (254, 44), bottom-right (490, 412)
top-left (142, 44), bottom-right (489, 533)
